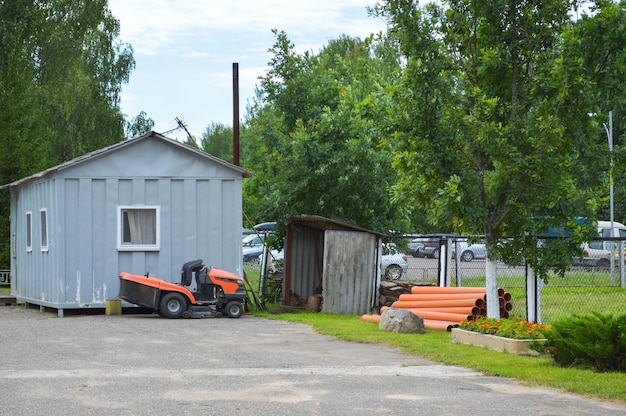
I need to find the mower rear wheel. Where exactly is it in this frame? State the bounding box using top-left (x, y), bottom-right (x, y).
top-left (159, 292), bottom-right (187, 319)
top-left (224, 300), bottom-right (243, 318)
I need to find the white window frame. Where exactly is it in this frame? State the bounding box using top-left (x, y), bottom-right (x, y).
top-left (117, 205), bottom-right (160, 251)
top-left (26, 211), bottom-right (32, 252)
top-left (40, 208), bottom-right (48, 252)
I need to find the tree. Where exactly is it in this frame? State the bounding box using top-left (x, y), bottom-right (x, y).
top-left (376, 0), bottom-right (626, 316)
top-left (126, 111), bottom-right (155, 138)
top-left (242, 31), bottom-right (412, 234)
top-left (0, 0), bottom-right (134, 266)
top-left (198, 122), bottom-right (234, 162)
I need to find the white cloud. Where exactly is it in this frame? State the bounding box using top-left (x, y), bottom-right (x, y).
top-left (110, 0), bottom-right (382, 56)
top-left (107, 1), bottom-right (386, 140)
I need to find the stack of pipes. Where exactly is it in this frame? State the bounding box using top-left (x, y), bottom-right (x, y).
top-left (361, 286), bottom-right (513, 331)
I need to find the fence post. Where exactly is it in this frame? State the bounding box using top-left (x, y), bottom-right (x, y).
top-left (437, 238), bottom-right (449, 287)
top-left (619, 240), bottom-right (626, 287)
top-left (526, 264), bottom-right (544, 323)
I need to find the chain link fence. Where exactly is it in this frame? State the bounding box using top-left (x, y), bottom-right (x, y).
top-left (389, 235), bottom-right (626, 324)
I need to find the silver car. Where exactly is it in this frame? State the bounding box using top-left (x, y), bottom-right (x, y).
top-left (381, 245), bottom-right (408, 280)
top-left (452, 240), bottom-right (487, 262)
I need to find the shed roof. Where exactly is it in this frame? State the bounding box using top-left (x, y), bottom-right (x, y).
top-left (286, 214), bottom-right (386, 237)
top-left (0, 131), bottom-right (251, 190)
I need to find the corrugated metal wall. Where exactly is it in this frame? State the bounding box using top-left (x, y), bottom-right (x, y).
top-left (322, 231), bottom-right (377, 314)
top-left (11, 179), bottom-right (59, 306)
top-left (285, 227), bottom-right (325, 302)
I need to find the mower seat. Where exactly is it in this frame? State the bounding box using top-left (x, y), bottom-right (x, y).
top-left (181, 259), bottom-right (204, 286)
top-left (196, 267), bottom-right (209, 285)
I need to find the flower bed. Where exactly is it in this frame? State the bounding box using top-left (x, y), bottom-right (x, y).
top-left (459, 316), bottom-right (550, 339)
top-left (451, 317), bottom-right (550, 356)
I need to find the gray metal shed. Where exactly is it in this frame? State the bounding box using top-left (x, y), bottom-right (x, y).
top-left (1, 131), bottom-right (250, 316)
top-left (282, 215), bottom-right (385, 315)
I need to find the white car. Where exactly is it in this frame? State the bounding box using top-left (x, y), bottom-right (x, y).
top-left (573, 221), bottom-right (626, 268)
top-left (381, 245), bottom-right (408, 280)
top-left (452, 240), bottom-right (487, 262)
top-left (576, 240), bottom-right (625, 268)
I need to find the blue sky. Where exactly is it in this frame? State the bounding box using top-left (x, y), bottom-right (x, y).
top-left (108, 1), bottom-right (387, 141)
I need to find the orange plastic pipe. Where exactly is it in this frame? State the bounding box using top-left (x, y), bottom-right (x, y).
top-left (399, 293), bottom-right (487, 302)
top-left (412, 306), bottom-right (481, 316)
top-left (360, 314), bottom-right (380, 323)
top-left (392, 299), bottom-right (484, 309)
top-left (391, 299), bottom-right (479, 311)
top-left (423, 319), bottom-right (460, 331)
top-left (410, 286), bottom-right (486, 295)
top-left (405, 309), bottom-right (472, 322)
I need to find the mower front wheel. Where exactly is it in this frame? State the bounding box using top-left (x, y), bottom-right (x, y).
top-left (159, 292), bottom-right (188, 319)
top-left (224, 301), bottom-right (243, 318)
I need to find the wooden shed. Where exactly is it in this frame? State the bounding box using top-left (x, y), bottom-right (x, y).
top-left (281, 215), bottom-right (385, 314)
top-left (0, 131), bottom-right (250, 316)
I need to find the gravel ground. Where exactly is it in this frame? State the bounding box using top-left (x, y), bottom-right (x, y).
top-left (1, 304), bottom-right (625, 415)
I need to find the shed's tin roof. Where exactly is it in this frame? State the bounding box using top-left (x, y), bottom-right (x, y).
top-left (0, 131), bottom-right (251, 190)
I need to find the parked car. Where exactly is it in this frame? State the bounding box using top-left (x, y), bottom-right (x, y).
top-left (452, 240), bottom-right (487, 262)
top-left (408, 237), bottom-right (426, 257)
top-left (242, 232), bottom-right (269, 264)
top-left (381, 244), bottom-right (408, 280)
top-left (416, 234), bottom-right (456, 259)
top-left (243, 246), bottom-right (264, 263)
top-left (242, 233), bottom-right (264, 248)
top-left (573, 220), bottom-right (626, 268)
top-left (575, 240), bottom-right (626, 268)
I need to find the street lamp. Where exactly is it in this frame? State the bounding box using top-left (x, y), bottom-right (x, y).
top-left (603, 111), bottom-right (615, 283)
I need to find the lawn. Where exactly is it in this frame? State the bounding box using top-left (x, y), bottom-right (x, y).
top-left (453, 272), bottom-right (626, 323)
top-left (260, 311), bottom-right (626, 404)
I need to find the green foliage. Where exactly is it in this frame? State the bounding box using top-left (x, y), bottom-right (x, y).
top-left (0, 0), bottom-right (135, 266)
top-left (539, 312), bottom-right (626, 372)
top-left (198, 122), bottom-right (234, 162)
top-left (125, 111), bottom-right (155, 138)
top-left (375, 0), bottom-right (626, 279)
top-left (242, 31), bottom-right (413, 233)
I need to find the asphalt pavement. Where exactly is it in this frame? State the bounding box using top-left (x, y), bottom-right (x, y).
top-left (1, 305), bottom-right (625, 415)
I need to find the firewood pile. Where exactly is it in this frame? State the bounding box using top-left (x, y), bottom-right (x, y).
top-left (378, 280), bottom-right (417, 306)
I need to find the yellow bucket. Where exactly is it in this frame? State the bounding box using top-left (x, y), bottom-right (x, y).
top-left (105, 299), bottom-right (122, 315)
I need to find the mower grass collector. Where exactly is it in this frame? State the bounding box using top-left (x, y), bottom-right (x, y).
top-left (119, 259), bottom-right (246, 319)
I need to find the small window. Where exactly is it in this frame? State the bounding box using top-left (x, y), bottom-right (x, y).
top-left (40, 209), bottom-right (48, 251)
top-left (26, 212), bottom-right (32, 252)
top-left (118, 206), bottom-right (160, 251)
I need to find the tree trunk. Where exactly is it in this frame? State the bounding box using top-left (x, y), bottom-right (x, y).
top-left (485, 257), bottom-right (499, 318)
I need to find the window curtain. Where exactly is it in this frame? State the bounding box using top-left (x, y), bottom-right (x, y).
top-left (126, 209), bottom-right (156, 244)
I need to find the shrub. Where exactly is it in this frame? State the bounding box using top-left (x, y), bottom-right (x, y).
top-left (537, 312), bottom-right (626, 372)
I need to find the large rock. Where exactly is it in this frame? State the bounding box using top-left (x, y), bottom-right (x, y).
top-left (379, 308), bottom-right (425, 334)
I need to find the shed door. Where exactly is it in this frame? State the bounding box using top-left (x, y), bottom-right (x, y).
top-left (321, 231), bottom-right (377, 314)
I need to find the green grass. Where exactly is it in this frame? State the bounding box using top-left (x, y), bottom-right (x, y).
top-left (0, 287), bottom-right (9, 293)
top-left (453, 273), bottom-right (626, 323)
top-left (258, 311), bottom-right (626, 404)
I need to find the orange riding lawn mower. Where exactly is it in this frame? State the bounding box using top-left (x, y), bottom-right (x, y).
top-left (119, 259), bottom-right (247, 319)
